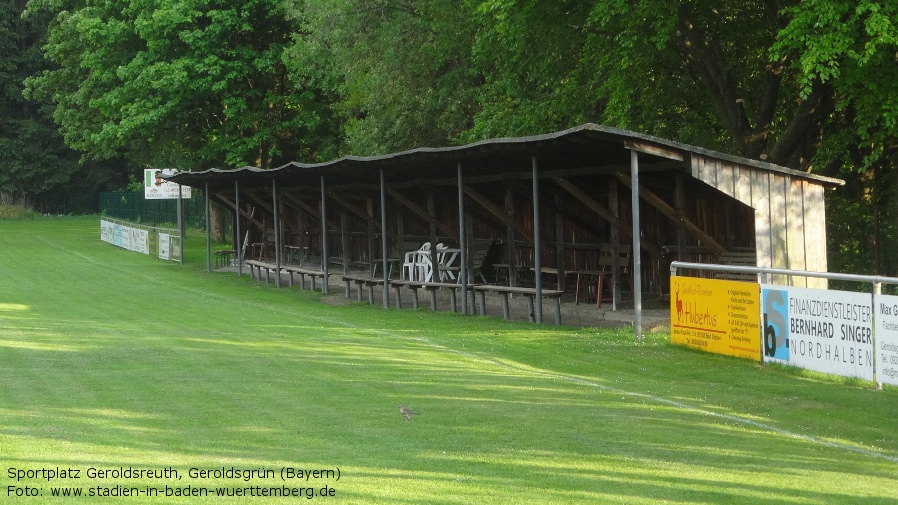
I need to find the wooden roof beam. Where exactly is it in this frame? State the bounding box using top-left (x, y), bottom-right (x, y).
top-left (553, 177), bottom-right (625, 234)
top-left (508, 180), bottom-right (607, 241)
top-left (328, 192), bottom-right (381, 229)
top-left (246, 192), bottom-right (274, 215)
top-left (552, 177), bottom-right (661, 256)
top-left (386, 189), bottom-right (456, 237)
top-left (215, 194), bottom-right (264, 229)
top-left (280, 193), bottom-right (339, 231)
top-left (463, 185), bottom-right (534, 244)
top-left (246, 191), bottom-right (305, 237)
top-left (614, 172), bottom-right (726, 254)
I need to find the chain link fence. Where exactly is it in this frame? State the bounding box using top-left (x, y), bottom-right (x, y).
top-left (99, 191), bottom-right (206, 229)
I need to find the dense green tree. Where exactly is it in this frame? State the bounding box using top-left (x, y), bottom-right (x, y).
top-left (462, 0), bottom-right (898, 275)
top-left (25, 0), bottom-right (339, 169)
top-left (16, 0), bottom-right (898, 274)
top-left (466, 1), bottom-right (806, 168)
top-left (0, 0), bottom-right (81, 206)
top-left (772, 0), bottom-right (898, 275)
top-left (288, 0), bottom-right (480, 155)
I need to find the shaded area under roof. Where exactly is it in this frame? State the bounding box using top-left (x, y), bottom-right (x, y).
top-left (165, 124), bottom-right (844, 191)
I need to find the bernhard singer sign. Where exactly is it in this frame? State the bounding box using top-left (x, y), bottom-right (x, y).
top-left (761, 285), bottom-right (873, 380)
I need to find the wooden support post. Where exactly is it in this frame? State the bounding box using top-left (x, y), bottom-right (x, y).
top-left (609, 178), bottom-right (621, 310)
top-left (504, 184), bottom-right (517, 286)
top-left (320, 176), bottom-right (329, 294)
top-left (426, 188), bottom-right (438, 246)
top-left (532, 156), bottom-right (543, 324)
top-left (675, 174), bottom-right (687, 262)
top-left (379, 169), bottom-right (389, 307)
top-left (340, 212), bottom-right (349, 274)
top-left (554, 191), bottom-right (566, 291)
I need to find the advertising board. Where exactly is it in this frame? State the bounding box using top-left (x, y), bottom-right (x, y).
top-left (670, 276), bottom-right (761, 360)
top-left (144, 169), bottom-right (191, 200)
top-left (761, 285), bottom-right (873, 380)
top-left (874, 294), bottom-right (898, 386)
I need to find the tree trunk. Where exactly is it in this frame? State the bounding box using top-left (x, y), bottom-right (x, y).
top-left (210, 201), bottom-right (225, 244)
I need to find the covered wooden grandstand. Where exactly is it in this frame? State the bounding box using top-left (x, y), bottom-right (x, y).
top-left (166, 124), bottom-right (843, 333)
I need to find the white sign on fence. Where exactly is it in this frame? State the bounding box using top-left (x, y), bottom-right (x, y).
top-left (144, 169), bottom-right (191, 200)
top-left (761, 284), bottom-right (874, 381)
top-left (100, 219), bottom-right (149, 255)
top-left (874, 294), bottom-right (898, 386)
top-left (159, 233), bottom-right (171, 260)
top-left (100, 220), bottom-right (113, 243)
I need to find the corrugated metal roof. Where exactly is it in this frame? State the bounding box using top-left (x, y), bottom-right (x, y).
top-left (165, 123), bottom-right (844, 191)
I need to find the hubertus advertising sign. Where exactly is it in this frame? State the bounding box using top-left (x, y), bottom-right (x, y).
top-left (670, 276), bottom-right (761, 360)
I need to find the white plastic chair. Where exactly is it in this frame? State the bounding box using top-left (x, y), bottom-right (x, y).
top-left (436, 243), bottom-right (460, 282)
top-left (402, 242), bottom-right (431, 281)
top-left (416, 243), bottom-right (435, 282)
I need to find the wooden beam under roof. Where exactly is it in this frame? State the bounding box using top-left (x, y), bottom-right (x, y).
top-left (215, 194), bottom-right (264, 229)
top-left (624, 140), bottom-right (685, 161)
top-left (280, 192), bottom-right (339, 231)
top-left (463, 185), bottom-right (534, 244)
top-left (614, 172), bottom-right (726, 254)
top-left (386, 189), bottom-right (456, 237)
top-left (550, 177), bottom-right (661, 256)
top-left (276, 160), bottom-right (684, 193)
top-left (328, 192), bottom-right (381, 229)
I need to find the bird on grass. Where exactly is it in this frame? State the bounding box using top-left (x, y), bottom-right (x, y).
top-left (398, 405), bottom-right (419, 420)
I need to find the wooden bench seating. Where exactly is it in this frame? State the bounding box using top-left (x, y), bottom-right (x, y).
top-left (214, 249), bottom-right (236, 269)
top-left (283, 265), bottom-right (329, 291)
top-left (244, 260), bottom-right (329, 291)
top-left (473, 285), bottom-right (565, 325)
top-left (244, 260), bottom-right (278, 283)
top-left (342, 274), bottom-right (386, 304)
top-left (390, 280), bottom-right (475, 312)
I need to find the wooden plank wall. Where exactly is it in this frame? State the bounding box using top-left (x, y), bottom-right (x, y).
top-left (692, 154), bottom-right (828, 288)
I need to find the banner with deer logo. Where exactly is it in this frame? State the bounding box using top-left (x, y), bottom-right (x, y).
top-left (670, 276), bottom-right (761, 360)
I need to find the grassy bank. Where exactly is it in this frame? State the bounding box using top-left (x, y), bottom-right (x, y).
top-left (1, 216), bottom-right (896, 504)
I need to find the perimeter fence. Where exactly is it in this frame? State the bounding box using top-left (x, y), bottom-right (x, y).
top-left (99, 192), bottom-right (206, 229)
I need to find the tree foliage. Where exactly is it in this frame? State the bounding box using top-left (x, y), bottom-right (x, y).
top-left (8, 0), bottom-right (898, 272)
top-left (25, 0), bottom-right (339, 169)
top-left (287, 0), bottom-right (480, 155)
top-left (0, 0), bottom-right (79, 199)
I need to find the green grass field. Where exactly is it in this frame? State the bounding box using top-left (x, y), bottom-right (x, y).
top-left (1, 216), bottom-right (896, 504)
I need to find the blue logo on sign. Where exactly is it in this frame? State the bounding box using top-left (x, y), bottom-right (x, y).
top-left (762, 288), bottom-right (789, 359)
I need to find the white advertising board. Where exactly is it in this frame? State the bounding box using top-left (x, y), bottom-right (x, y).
top-left (159, 233), bottom-right (171, 260)
top-left (761, 284), bottom-right (874, 380)
top-left (100, 219), bottom-right (113, 244)
top-left (874, 294), bottom-right (898, 386)
top-left (144, 169), bottom-right (191, 200)
top-left (121, 226), bottom-right (132, 250)
top-left (100, 220), bottom-right (149, 254)
top-left (136, 229), bottom-right (149, 255)
top-left (113, 223), bottom-right (123, 247)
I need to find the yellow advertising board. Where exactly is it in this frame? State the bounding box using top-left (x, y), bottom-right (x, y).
top-left (670, 276), bottom-right (761, 360)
